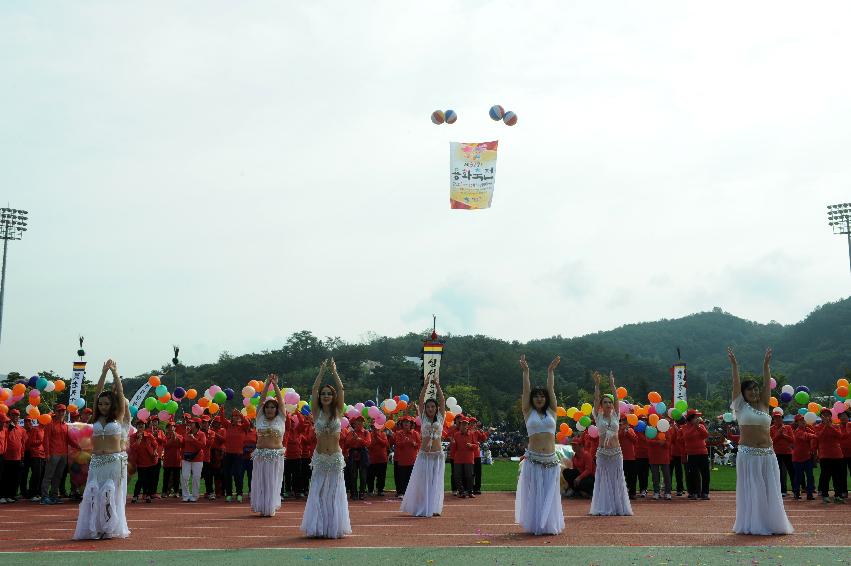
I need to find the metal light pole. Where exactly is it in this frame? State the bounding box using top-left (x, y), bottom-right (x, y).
top-left (827, 202), bottom-right (851, 274)
top-left (0, 207), bottom-right (28, 345)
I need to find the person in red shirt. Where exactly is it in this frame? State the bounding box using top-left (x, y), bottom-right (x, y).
top-left (619, 417), bottom-right (638, 499)
top-left (446, 419), bottom-right (460, 496)
top-left (452, 418), bottom-right (477, 498)
top-left (22, 418), bottom-right (45, 501)
top-left (181, 418), bottom-right (207, 502)
top-left (199, 416), bottom-right (216, 500)
top-left (668, 418), bottom-right (685, 496)
top-left (1, 409), bottom-right (27, 503)
top-left (816, 407), bottom-right (846, 503)
top-left (634, 417), bottom-right (650, 498)
top-left (243, 420), bottom-right (256, 496)
top-left (682, 409), bottom-right (710, 499)
top-left (791, 415), bottom-right (816, 500)
top-left (470, 418), bottom-right (489, 495)
top-left (647, 426), bottom-right (671, 500)
top-left (221, 410), bottom-right (250, 502)
top-left (162, 421), bottom-right (183, 498)
top-left (283, 412), bottom-right (303, 499)
top-left (839, 410), bottom-right (850, 499)
top-left (130, 420), bottom-right (159, 504)
top-left (563, 438), bottom-right (595, 497)
top-left (210, 417), bottom-right (226, 497)
top-left (0, 412), bottom-right (6, 501)
top-left (343, 416), bottom-right (371, 500)
top-left (148, 415), bottom-right (166, 498)
top-left (770, 412), bottom-right (794, 496)
top-left (392, 416), bottom-right (420, 498)
top-left (366, 421), bottom-right (390, 496)
top-left (299, 415), bottom-right (315, 497)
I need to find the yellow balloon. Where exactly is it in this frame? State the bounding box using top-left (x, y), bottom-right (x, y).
top-left (581, 403), bottom-right (593, 415)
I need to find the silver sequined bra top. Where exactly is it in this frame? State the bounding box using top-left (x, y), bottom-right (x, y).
top-left (93, 420), bottom-right (122, 438)
top-left (420, 415), bottom-right (445, 444)
top-left (315, 412), bottom-right (341, 435)
top-left (256, 414), bottom-right (285, 439)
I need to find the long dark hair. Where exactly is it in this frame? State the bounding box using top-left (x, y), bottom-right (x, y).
top-left (529, 386), bottom-right (550, 415)
top-left (424, 398), bottom-right (439, 423)
top-left (319, 385), bottom-right (338, 420)
top-left (741, 380), bottom-right (759, 400)
top-left (262, 399), bottom-right (279, 418)
top-left (90, 391), bottom-right (118, 424)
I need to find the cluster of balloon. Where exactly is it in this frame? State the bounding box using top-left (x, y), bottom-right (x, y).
top-left (133, 375), bottom-right (185, 421)
top-left (488, 104), bottom-right (518, 126)
top-left (430, 109), bottom-right (458, 125)
top-left (0, 376), bottom-right (68, 420)
top-left (67, 422), bottom-right (95, 484)
top-left (720, 378), bottom-right (851, 425)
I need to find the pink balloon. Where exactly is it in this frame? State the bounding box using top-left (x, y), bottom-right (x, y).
top-left (137, 408), bottom-right (150, 421)
top-left (618, 403), bottom-right (630, 414)
top-left (192, 404), bottom-right (204, 416)
top-left (243, 398), bottom-right (251, 407)
top-left (29, 389), bottom-right (40, 398)
top-left (158, 410), bottom-right (170, 421)
top-left (374, 412), bottom-right (386, 425)
top-left (340, 417), bottom-right (350, 429)
top-left (415, 417), bottom-right (422, 427)
top-left (834, 401), bottom-right (845, 412)
top-left (587, 425), bottom-right (599, 438)
top-left (769, 377), bottom-right (777, 390)
top-left (647, 404), bottom-right (657, 415)
top-left (355, 403), bottom-right (365, 411)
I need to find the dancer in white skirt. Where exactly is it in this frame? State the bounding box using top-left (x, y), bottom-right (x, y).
top-left (400, 374), bottom-right (446, 517)
top-left (250, 373), bottom-right (286, 517)
top-left (73, 359), bottom-right (130, 540)
top-left (300, 359), bottom-right (351, 539)
top-left (515, 354), bottom-right (565, 536)
top-left (589, 371), bottom-right (633, 516)
top-left (729, 347), bottom-right (793, 535)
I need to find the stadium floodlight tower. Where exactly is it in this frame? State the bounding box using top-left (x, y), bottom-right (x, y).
top-left (827, 202), bottom-right (851, 275)
top-left (0, 207), bottom-right (28, 345)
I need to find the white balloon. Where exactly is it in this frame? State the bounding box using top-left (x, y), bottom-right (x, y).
top-left (454, 406), bottom-right (463, 414)
top-left (44, 381), bottom-right (56, 392)
top-left (804, 411), bottom-right (818, 425)
top-left (384, 399), bottom-right (397, 412)
top-left (656, 419), bottom-right (670, 433)
top-left (781, 384), bottom-right (794, 395)
top-left (445, 397), bottom-right (457, 407)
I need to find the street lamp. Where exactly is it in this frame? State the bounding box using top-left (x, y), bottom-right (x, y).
top-left (827, 202), bottom-right (851, 274)
top-left (0, 207), bottom-right (28, 345)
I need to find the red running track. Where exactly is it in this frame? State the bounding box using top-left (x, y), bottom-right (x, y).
top-left (2, 492), bottom-right (849, 552)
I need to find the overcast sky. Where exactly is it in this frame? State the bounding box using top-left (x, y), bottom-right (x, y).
top-left (2, 1), bottom-right (850, 380)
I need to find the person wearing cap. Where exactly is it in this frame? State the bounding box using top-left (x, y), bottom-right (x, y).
top-left (815, 406), bottom-right (846, 504)
top-left (401, 372), bottom-right (447, 518)
top-left (181, 417), bottom-right (207, 502)
top-left (22, 416), bottom-right (45, 501)
top-left (791, 414), bottom-right (817, 500)
top-left (298, 414), bottom-right (315, 497)
top-left (681, 408), bottom-right (709, 500)
top-left (366, 418), bottom-right (390, 497)
top-left (0, 412), bottom-right (7, 499)
top-left (242, 419), bottom-right (257, 497)
top-left (618, 415), bottom-right (638, 499)
top-left (563, 437), bottom-right (595, 498)
top-left (221, 409), bottom-right (250, 503)
top-left (647, 418), bottom-right (671, 500)
top-left (209, 417), bottom-right (226, 498)
top-left (668, 416), bottom-right (685, 496)
top-left (391, 415), bottom-right (419, 498)
top-left (451, 417), bottom-right (477, 499)
top-left (838, 410), bottom-right (850, 500)
top-left (41, 404), bottom-right (79, 504)
top-left (343, 415), bottom-right (372, 500)
top-left (300, 359), bottom-right (352, 538)
top-left (283, 412), bottom-right (304, 499)
top-left (1, 409), bottom-right (27, 503)
top-left (73, 359), bottom-right (131, 540)
top-left (634, 416), bottom-right (649, 498)
top-left (199, 415), bottom-right (216, 500)
top-left (770, 411), bottom-right (794, 496)
top-left (162, 421), bottom-right (183, 498)
top-left (130, 420), bottom-right (159, 503)
top-left (148, 415), bottom-right (166, 498)
top-left (470, 418), bottom-right (489, 495)
top-left (728, 347), bottom-right (792, 535)
top-left (251, 374), bottom-right (287, 517)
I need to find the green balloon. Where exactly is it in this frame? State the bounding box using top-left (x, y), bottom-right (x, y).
top-left (250, 396), bottom-right (260, 406)
top-left (213, 391), bottom-right (226, 404)
top-left (671, 409), bottom-right (682, 420)
top-left (156, 400), bottom-right (167, 411)
top-left (166, 400), bottom-right (179, 414)
top-left (362, 407), bottom-right (370, 419)
top-left (144, 397), bottom-right (157, 411)
top-left (674, 400), bottom-right (688, 412)
top-left (794, 391), bottom-right (809, 405)
top-left (579, 416), bottom-right (591, 427)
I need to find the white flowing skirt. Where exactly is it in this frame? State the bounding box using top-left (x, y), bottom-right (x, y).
top-left (300, 451), bottom-right (351, 539)
top-left (400, 451), bottom-right (445, 517)
top-left (73, 452), bottom-right (130, 540)
top-left (590, 448), bottom-right (633, 516)
top-left (734, 446), bottom-right (794, 535)
top-left (515, 450), bottom-right (564, 535)
top-left (250, 448), bottom-right (284, 517)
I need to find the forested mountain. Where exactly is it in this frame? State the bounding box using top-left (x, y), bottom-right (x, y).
top-left (39, 297), bottom-right (851, 428)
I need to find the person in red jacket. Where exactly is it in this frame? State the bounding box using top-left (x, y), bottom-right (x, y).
top-left (791, 415), bottom-right (816, 500)
top-left (452, 418), bottom-right (477, 498)
top-left (22, 418), bottom-right (45, 501)
top-left (619, 417), bottom-right (638, 499)
top-left (470, 418), bottom-right (489, 495)
top-left (283, 412), bottom-right (303, 499)
top-left (299, 415), bottom-right (315, 497)
top-left (839, 410), bottom-right (851, 499)
top-left (343, 416), bottom-right (371, 500)
top-left (198, 416), bottom-right (216, 500)
top-left (446, 419), bottom-right (460, 495)
top-left (1, 409), bottom-right (27, 503)
top-left (366, 422), bottom-right (390, 496)
top-left (392, 416), bottom-right (420, 498)
top-left (130, 420), bottom-right (159, 504)
top-left (148, 415), bottom-right (166, 498)
top-left (221, 410), bottom-right (250, 502)
top-left (181, 418), bottom-right (207, 502)
top-left (770, 412), bottom-right (794, 496)
top-left (647, 425), bottom-right (671, 500)
top-left (210, 417), bottom-right (226, 497)
top-left (634, 417), bottom-right (650, 498)
top-left (816, 407), bottom-right (846, 503)
top-left (243, 420), bottom-right (256, 496)
top-left (162, 421), bottom-right (183, 498)
top-left (682, 409), bottom-right (710, 500)
top-left (668, 418), bottom-right (685, 496)
top-left (563, 438), bottom-right (595, 497)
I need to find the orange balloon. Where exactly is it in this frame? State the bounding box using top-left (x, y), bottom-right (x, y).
top-left (186, 389), bottom-right (198, 400)
top-left (565, 426), bottom-right (573, 437)
top-left (385, 419), bottom-right (395, 430)
top-left (208, 402), bottom-right (220, 414)
top-left (556, 432), bottom-right (567, 443)
top-left (198, 397), bottom-right (210, 408)
top-left (807, 402), bottom-right (820, 414)
top-left (657, 432), bottom-right (666, 441)
top-left (0, 404), bottom-right (8, 414)
top-left (67, 404), bottom-right (78, 413)
top-left (556, 406), bottom-right (567, 417)
top-left (397, 400), bottom-right (408, 411)
top-left (158, 393), bottom-right (171, 403)
top-left (838, 386), bottom-right (849, 398)
top-left (616, 387), bottom-right (628, 400)
top-left (38, 413), bottom-right (52, 425)
top-left (648, 391), bottom-right (662, 404)
top-left (648, 414), bottom-right (659, 427)
top-left (28, 407), bottom-right (40, 419)
top-left (627, 414), bottom-right (639, 426)
top-left (573, 411), bottom-right (584, 421)
top-left (54, 380), bottom-right (66, 392)
top-left (838, 378), bottom-right (850, 389)
top-left (559, 423), bottom-right (568, 433)
top-left (769, 396), bottom-right (778, 408)
top-left (148, 375), bottom-right (161, 387)
top-left (12, 383), bottom-right (26, 396)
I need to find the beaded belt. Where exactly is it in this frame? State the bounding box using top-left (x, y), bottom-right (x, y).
top-left (89, 452), bottom-right (128, 469)
top-left (596, 446), bottom-right (623, 458)
top-left (311, 451), bottom-right (345, 473)
top-left (739, 445), bottom-right (774, 456)
top-left (252, 448), bottom-right (284, 463)
top-left (525, 449), bottom-right (561, 468)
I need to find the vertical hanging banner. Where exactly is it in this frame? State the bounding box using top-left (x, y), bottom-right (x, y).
top-left (69, 361), bottom-right (86, 420)
top-left (422, 331), bottom-right (445, 401)
top-left (450, 140), bottom-right (498, 209)
top-left (130, 383), bottom-right (153, 409)
top-left (671, 363), bottom-right (687, 405)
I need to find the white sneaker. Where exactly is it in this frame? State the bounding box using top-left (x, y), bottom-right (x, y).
top-left (665, 493), bottom-right (672, 500)
top-left (0, 498), bottom-right (7, 504)
top-left (653, 493), bottom-right (660, 500)
top-left (639, 491), bottom-right (647, 498)
top-left (31, 496), bottom-right (41, 502)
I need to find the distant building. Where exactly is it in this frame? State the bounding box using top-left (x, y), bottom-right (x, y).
top-left (403, 356), bottom-right (422, 367)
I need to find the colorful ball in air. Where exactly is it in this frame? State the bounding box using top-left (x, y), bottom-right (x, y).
top-left (488, 105), bottom-right (504, 121)
top-left (503, 111), bottom-right (518, 126)
top-left (431, 110), bottom-right (445, 125)
top-left (444, 109), bottom-right (457, 124)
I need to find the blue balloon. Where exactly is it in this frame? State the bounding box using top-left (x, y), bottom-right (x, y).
top-left (28, 376), bottom-right (39, 387)
top-left (129, 406), bottom-right (138, 417)
top-left (365, 400), bottom-right (375, 407)
top-left (798, 407), bottom-right (808, 415)
top-left (655, 402), bottom-right (666, 414)
top-left (635, 420), bottom-right (647, 433)
top-left (155, 385), bottom-right (168, 397)
top-left (75, 398), bottom-right (86, 409)
top-left (780, 392), bottom-right (793, 403)
top-left (400, 394), bottom-right (410, 403)
top-left (224, 388), bottom-right (234, 401)
top-left (795, 385), bottom-right (810, 394)
top-left (36, 377), bottom-right (49, 391)
top-left (174, 387), bottom-right (186, 398)
top-left (300, 404), bottom-right (311, 416)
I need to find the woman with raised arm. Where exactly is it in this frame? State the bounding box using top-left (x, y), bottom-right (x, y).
top-left (250, 374), bottom-right (286, 517)
top-left (515, 355), bottom-right (565, 535)
top-left (400, 373), bottom-right (446, 517)
top-left (729, 347), bottom-right (793, 535)
top-left (589, 371), bottom-right (633, 515)
top-left (300, 359), bottom-right (351, 538)
top-left (73, 360), bottom-right (130, 540)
